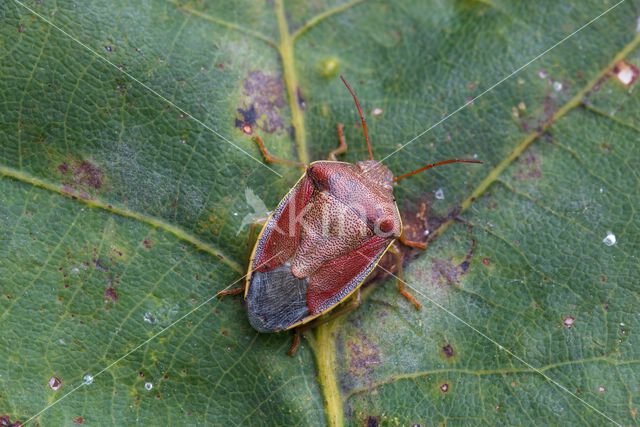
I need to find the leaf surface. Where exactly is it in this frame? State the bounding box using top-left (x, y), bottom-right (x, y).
top-left (1, 0), bottom-right (639, 425)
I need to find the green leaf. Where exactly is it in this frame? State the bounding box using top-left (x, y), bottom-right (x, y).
top-left (1, 0), bottom-right (639, 425)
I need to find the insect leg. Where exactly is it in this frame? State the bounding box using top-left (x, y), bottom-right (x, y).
top-left (287, 328), bottom-right (302, 356)
top-left (388, 244), bottom-right (422, 309)
top-left (253, 135), bottom-right (305, 168)
top-left (327, 123), bottom-right (348, 161)
top-left (398, 233), bottom-right (427, 250)
top-left (216, 286), bottom-right (245, 298)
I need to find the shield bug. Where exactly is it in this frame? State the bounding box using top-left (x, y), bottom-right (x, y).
top-left (220, 76), bottom-right (481, 354)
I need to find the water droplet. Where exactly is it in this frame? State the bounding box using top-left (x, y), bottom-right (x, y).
top-left (538, 70), bottom-right (548, 79)
top-left (553, 81), bottom-right (563, 92)
top-left (599, 187), bottom-right (604, 193)
top-left (49, 376), bottom-right (62, 391)
top-left (145, 382), bottom-right (153, 391)
top-left (602, 231), bottom-right (616, 246)
top-left (434, 188), bottom-right (444, 200)
top-left (82, 374), bottom-right (94, 385)
top-left (143, 312), bottom-right (156, 324)
top-left (179, 139), bottom-right (187, 144)
top-left (598, 385), bottom-right (605, 393)
top-left (71, 267), bottom-right (80, 274)
top-left (372, 108), bottom-right (383, 116)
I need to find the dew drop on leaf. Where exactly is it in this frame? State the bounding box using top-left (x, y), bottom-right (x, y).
top-left (143, 312), bottom-right (156, 324)
top-left (602, 231), bottom-right (616, 246)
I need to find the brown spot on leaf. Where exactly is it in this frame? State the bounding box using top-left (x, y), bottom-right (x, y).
top-left (75, 160), bottom-right (103, 189)
top-left (73, 416), bottom-right (84, 425)
top-left (513, 152), bottom-right (541, 181)
top-left (482, 258), bottom-right (490, 266)
top-left (440, 382), bottom-right (449, 393)
top-left (348, 334), bottom-right (381, 379)
top-left (104, 286), bottom-right (118, 302)
top-left (235, 71), bottom-right (285, 134)
top-left (235, 105), bottom-right (257, 135)
top-left (143, 239), bottom-right (153, 249)
top-left (58, 159), bottom-right (104, 196)
top-left (442, 344), bottom-right (454, 358)
top-left (366, 416), bottom-right (379, 427)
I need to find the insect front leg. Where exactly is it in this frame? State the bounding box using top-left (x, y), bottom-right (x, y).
top-left (398, 232), bottom-right (427, 250)
top-left (253, 135), bottom-right (305, 168)
top-left (388, 244), bottom-right (422, 309)
top-left (327, 123), bottom-right (348, 161)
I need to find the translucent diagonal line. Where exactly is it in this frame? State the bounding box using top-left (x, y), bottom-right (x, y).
top-left (372, 261), bottom-right (622, 427)
top-left (12, 0), bottom-right (282, 178)
top-left (378, 0), bottom-right (626, 165)
top-left (22, 251), bottom-right (278, 425)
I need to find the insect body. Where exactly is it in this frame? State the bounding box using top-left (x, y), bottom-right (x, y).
top-left (220, 76), bottom-right (481, 352)
top-left (246, 158), bottom-right (401, 333)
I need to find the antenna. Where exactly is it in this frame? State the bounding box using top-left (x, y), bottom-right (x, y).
top-left (340, 75), bottom-right (373, 160)
top-left (394, 159), bottom-right (483, 182)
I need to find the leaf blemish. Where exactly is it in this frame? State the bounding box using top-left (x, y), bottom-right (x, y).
top-left (439, 382), bottom-right (450, 393)
top-left (513, 152), bottom-right (541, 181)
top-left (613, 61), bottom-right (639, 87)
top-left (73, 416), bottom-right (84, 425)
top-left (442, 343), bottom-right (455, 358)
top-left (104, 286), bottom-right (118, 302)
top-left (347, 334), bottom-right (381, 379)
top-left (366, 415), bottom-right (379, 427)
top-left (236, 71), bottom-right (286, 135)
top-left (48, 376), bottom-right (62, 391)
top-left (563, 316), bottom-right (575, 328)
top-left (0, 415), bottom-right (23, 427)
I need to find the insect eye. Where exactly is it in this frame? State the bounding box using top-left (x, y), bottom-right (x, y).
top-left (379, 218), bottom-right (394, 233)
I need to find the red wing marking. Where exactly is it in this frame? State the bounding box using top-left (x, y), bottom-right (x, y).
top-left (307, 235), bottom-right (389, 314)
top-left (254, 175), bottom-right (314, 272)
